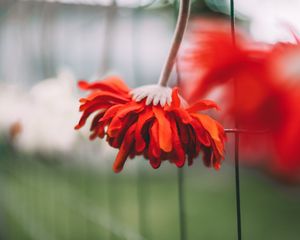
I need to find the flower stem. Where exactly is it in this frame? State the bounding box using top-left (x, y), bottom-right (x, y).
top-left (158, 0), bottom-right (191, 87)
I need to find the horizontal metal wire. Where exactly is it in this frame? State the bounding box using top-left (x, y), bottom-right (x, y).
top-left (225, 128), bottom-right (270, 134)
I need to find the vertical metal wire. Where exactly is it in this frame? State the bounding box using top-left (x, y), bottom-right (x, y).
top-left (230, 0), bottom-right (236, 45)
top-left (136, 163), bottom-right (148, 238)
top-left (99, 1), bottom-right (117, 76)
top-left (100, 2), bottom-right (119, 240)
top-left (234, 132), bottom-right (242, 240)
top-left (174, 0), bottom-right (187, 235)
top-left (107, 171), bottom-right (118, 240)
top-left (178, 168), bottom-right (187, 240)
top-left (132, 4), bottom-right (149, 238)
top-left (230, 0), bottom-right (242, 239)
top-left (40, 2), bottom-right (55, 79)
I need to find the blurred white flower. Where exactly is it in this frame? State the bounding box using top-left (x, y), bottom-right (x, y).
top-left (16, 70), bottom-right (80, 153)
top-left (0, 70), bottom-right (122, 168)
top-left (0, 70), bottom-right (81, 154)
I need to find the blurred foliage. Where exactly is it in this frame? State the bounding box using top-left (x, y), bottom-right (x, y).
top-left (0, 139), bottom-right (299, 240)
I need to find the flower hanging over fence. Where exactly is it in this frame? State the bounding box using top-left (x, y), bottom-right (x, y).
top-left (75, 76), bottom-right (226, 172)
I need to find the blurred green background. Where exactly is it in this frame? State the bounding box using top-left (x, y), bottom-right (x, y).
top-left (1, 137), bottom-right (300, 240)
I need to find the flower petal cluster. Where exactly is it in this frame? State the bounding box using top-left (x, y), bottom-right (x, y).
top-left (75, 76), bottom-right (225, 173)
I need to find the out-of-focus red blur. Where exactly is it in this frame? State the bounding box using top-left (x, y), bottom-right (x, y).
top-left (179, 18), bottom-right (300, 183)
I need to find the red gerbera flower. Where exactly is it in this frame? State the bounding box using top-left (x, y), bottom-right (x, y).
top-left (75, 76), bottom-right (226, 173)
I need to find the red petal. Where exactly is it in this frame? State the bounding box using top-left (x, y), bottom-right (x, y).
top-left (113, 123), bottom-right (136, 173)
top-left (214, 162), bottom-right (221, 170)
top-left (80, 91), bottom-right (130, 106)
top-left (192, 113), bottom-right (225, 160)
top-left (116, 102), bottom-right (144, 119)
top-left (135, 108), bottom-right (154, 153)
top-left (152, 106), bottom-right (172, 152)
top-left (75, 105), bottom-right (106, 130)
top-left (100, 104), bottom-right (123, 123)
top-left (109, 113), bottom-right (138, 138)
top-left (186, 99), bottom-right (220, 112)
top-left (170, 118), bottom-right (186, 167)
top-left (79, 95), bottom-right (126, 112)
top-left (190, 118), bottom-right (211, 147)
top-left (171, 87), bottom-right (181, 108)
top-left (90, 112), bottom-right (105, 131)
top-left (111, 114), bottom-right (138, 147)
top-left (176, 119), bottom-right (189, 145)
top-left (170, 108), bottom-right (193, 124)
top-left (149, 120), bottom-right (161, 159)
top-left (78, 76), bottom-right (130, 94)
top-left (89, 124), bottom-right (105, 140)
top-left (107, 103), bottom-right (142, 137)
top-left (202, 147), bottom-right (213, 167)
top-left (149, 158), bottom-right (162, 169)
top-left (186, 125), bottom-right (199, 164)
top-left (192, 113), bottom-right (223, 142)
top-left (89, 112), bottom-right (106, 139)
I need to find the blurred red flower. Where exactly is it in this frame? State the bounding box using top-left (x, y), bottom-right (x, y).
top-left (180, 19), bottom-right (269, 104)
top-left (75, 76), bottom-right (226, 173)
top-left (179, 18), bottom-right (300, 182)
top-left (266, 42), bottom-right (300, 182)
